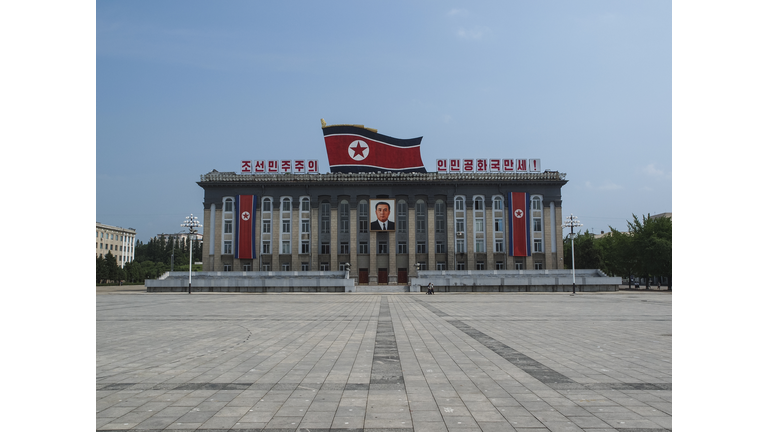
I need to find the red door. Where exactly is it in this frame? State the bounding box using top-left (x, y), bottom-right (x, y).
top-left (378, 269), bottom-right (388, 284)
top-left (358, 269), bottom-right (368, 284)
top-left (397, 268), bottom-right (408, 284)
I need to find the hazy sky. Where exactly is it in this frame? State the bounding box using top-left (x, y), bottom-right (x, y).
top-left (96, 0), bottom-right (671, 242)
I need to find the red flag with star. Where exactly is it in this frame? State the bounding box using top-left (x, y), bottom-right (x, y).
top-left (235, 195), bottom-right (256, 260)
top-left (322, 124), bottom-right (426, 173)
top-left (508, 192), bottom-right (531, 256)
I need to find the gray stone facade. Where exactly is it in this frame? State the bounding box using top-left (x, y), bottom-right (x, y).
top-left (198, 170), bottom-right (568, 285)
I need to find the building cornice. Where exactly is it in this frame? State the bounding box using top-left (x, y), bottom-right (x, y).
top-left (198, 170), bottom-right (567, 187)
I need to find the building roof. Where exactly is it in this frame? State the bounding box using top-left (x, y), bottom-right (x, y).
top-left (199, 170), bottom-right (568, 187)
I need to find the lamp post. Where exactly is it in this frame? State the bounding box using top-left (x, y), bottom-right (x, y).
top-left (562, 213), bottom-right (582, 295)
top-left (181, 214), bottom-right (202, 294)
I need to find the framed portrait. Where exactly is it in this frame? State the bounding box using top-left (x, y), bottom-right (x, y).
top-left (370, 199), bottom-right (395, 231)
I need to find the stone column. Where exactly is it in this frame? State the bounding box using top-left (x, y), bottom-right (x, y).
top-left (408, 204), bottom-right (416, 278)
top-left (350, 202), bottom-right (358, 282)
top-left (485, 201), bottom-right (493, 269)
top-left (388, 230), bottom-right (397, 284)
top-left (291, 203), bottom-right (301, 271)
top-left (310, 206), bottom-right (319, 271)
top-left (447, 203), bottom-right (455, 269)
top-left (330, 206), bottom-right (338, 271)
top-left (369, 229), bottom-right (377, 284)
top-left (427, 204), bottom-right (435, 270)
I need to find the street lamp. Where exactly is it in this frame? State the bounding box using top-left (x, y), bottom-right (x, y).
top-left (181, 214), bottom-right (202, 294)
top-left (562, 213), bottom-right (582, 295)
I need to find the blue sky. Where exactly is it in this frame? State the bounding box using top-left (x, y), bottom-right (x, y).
top-left (96, 0), bottom-right (671, 242)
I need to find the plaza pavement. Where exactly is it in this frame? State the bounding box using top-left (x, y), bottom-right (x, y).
top-left (97, 290), bottom-right (671, 432)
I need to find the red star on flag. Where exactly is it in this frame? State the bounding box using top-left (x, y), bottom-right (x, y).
top-left (350, 142), bottom-right (367, 158)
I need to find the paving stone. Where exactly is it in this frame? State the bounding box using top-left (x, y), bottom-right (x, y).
top-left (97, 292), bottom-right (671, 432)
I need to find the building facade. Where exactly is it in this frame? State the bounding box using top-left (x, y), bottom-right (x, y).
top-left (96, 222), bottom-right (136, 267)
top-left (198, 170), bottom-right (567, 284)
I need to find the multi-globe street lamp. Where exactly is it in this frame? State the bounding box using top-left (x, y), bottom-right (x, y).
top-left (181, 214), bottom-right (202, 294)
top-left (562, 213), bottom-right (583, 295)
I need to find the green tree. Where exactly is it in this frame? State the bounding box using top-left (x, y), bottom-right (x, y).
top-left (563, 230), bottom-right (602, 270)
top-left (627, 214), bottom-right (672, 289)
top-left (96, 255), bottom-right (108, 283)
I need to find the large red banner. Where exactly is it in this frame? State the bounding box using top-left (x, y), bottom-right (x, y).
top-left (508, 192), bottom-right (530, 257)
top-left (236, 195), bottom-right (256, 260)
top-left (322, 125), bottom-right (426, 173)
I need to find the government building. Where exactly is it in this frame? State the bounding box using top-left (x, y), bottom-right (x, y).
top-left (197, 170), bottom-right (568, 285)
top-left (96, 222), bottom-right (136, 267)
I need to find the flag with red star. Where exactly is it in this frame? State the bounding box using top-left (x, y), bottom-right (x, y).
top-left (322, 124), bottom-right (427, 173)
top-left (508, 192), bottom-right (531, 256)
top-left (235, 195), bottom-right (256, 260)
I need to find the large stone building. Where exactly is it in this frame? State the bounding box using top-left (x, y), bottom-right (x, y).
top-left (197, 170), bottom-right (568, 285)
top-left (96, 222), bottom-right (136, 267)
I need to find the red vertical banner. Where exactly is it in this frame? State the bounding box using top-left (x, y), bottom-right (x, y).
top-left (508, 192), bottom-right (530, 256)
top-left (236, 195), bottom-right (256, 259)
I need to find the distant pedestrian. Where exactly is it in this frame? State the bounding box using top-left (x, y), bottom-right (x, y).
top-left (428, 282), bottom-right (434, 295)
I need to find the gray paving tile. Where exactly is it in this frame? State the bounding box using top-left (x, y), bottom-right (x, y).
top-left (97, 292), bottom-right (671, 432)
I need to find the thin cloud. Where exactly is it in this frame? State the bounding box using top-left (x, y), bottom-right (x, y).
top-left (447, 8), bottom-right (468, 16)
top-left (457, 27), bottom-right (489, 40)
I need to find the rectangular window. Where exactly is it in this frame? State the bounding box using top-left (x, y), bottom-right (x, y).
top-left (301, 220), bottom-right (310, 233)
top-left (359, 241), bottom-right (369, 254)
top-left (301, 241), bottom-right (310, 254)
top-left (262, 220), bottom-right (271, 233)
top-left (320, 263), bottom-right (329, 271)
top-left (456, 262), bottom-right (466, 270)
top-left (494, 218), bottom-right (503, 232)
top-left (223, 264), bottom-right (232, 271)
top-left (534, 239), bottom-right (543, 253)
top-left (533, 218), bottom-right (542, 232)
top-left (475, 240), bottom-right (485, 253)
top-left (496, 261), bottom-right (504, 270)
top-left (437, 262), bottom-right (446, 270)
top-left (515, 260), bottom-right (523, 270)
top-left (456, 239), bottom-right (465, 253)
top-left (435, 241), bottom-right (445, 254)
top-left (455, 200), bottom-right (464, 211)
top-left (301, 200), bottom-right (309, 212)
top-left (225, 201), bottom-right (233, 211)
top-left (243, 264), bottom-right (252, 271)
top-left (301, 262), bottom-right (309, 271)
top-left (321, 242), bottom-right (330, 254)
top-left (282, 263), bottom-right (290, 271)
top-left (436, 219), bottom-right (445, 233)
top-left (417, 241), bottom-right (426, 254)
top-left (494, 199), bottom-right (503, 210)
top-left (262, 200), bottom-right (271, 212)
top-left (534, 261), bottom-right (543, 270)
top-left (281, 241), bottom-right (290, 254)
top-left (359, 219), bottom-right (368, 233)
top-left (223, 241), bottom-right (232, 254)
top-left (378, 241), bottom-right (388, 254)
top-left (321, 219), bottom-right (330, 234)
top-left (340, 219), bottom-right (349, 233)
top-left (282, 200), bottom-right (290, 211)
top-left (282, 220), bottom-right (291, 233)
top-left (262, 243), bottom-right (270, 254)
top-left (475, 219), bottom-right (484, 232)
top-left (456, 219), bottom-right (465, 233)
top-left (397, 241), bottom-right (407, 254)
top-left (262, 264), bottom-right (270, 271)
top-left (416, 219), bottom-right (425, 233)
top-left (476, 261), bottom-right (485, 270)
top-left (495, 239), bottom-right (504, 253)
top-left (340, 242), bottom-right (349, 254)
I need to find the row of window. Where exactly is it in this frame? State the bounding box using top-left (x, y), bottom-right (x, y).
top-left (218, 195), bottom-right (546, 255)
top-left (97, 231), bottom-right (133, 242)
top-left (221, 260), bottom-right (546, 272)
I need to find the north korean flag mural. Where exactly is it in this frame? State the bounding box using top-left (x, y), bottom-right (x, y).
top-left (235, 195), bottom-right (257, 260)
top-left (322, 124), bottom-right (427, 173)
top-left (508, 192), bottom-right (531, 257)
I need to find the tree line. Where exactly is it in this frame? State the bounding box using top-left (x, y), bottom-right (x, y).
top-left (96, 235), bottom-right (203, 284)
top-left (563, 213), bottom-right (672, 289)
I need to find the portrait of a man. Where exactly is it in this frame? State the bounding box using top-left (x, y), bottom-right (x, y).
top-left (370, 200), bottom-right (395, 231)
